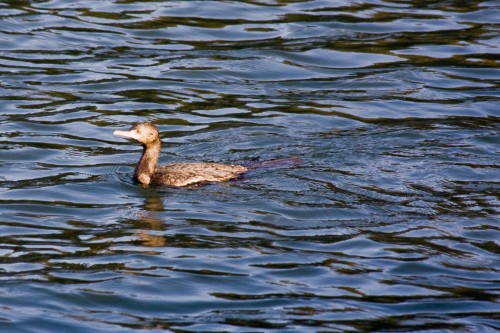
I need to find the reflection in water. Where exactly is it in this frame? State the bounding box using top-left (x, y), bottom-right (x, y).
top-left (0, 0), bottom-right (499, 332)
top-left (134, 191), bottom-right (167, 248)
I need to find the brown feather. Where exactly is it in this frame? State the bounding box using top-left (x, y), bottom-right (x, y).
top-left (114, 122), bottom-right (247, 187)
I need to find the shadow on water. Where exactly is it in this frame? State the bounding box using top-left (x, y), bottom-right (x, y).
top-left (0, 0), bottom-right (499, 332)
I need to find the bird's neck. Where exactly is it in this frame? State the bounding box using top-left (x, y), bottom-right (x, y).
top-left (133, 140), bottom-right (160, 185)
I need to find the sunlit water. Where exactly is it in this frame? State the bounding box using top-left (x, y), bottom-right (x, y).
top-left (1, 1), bottom-right (499, 332)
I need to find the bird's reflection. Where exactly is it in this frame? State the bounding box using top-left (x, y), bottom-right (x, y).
top-left (134, 189), bottom-right (167, 247)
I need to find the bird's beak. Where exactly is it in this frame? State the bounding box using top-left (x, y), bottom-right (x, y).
top-left (113, 129), bottom-right (141, 141)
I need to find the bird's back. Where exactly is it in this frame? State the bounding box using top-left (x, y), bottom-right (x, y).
top-left (151, 162), bottom-right (248, 187)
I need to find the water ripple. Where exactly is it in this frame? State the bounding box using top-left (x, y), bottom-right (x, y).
top-left (0, 0), bottom-right (499, 332)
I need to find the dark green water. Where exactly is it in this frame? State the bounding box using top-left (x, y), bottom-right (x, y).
top-left (1, 1), bottom-right (499, 332)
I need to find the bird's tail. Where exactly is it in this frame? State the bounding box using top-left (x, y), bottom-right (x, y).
top-left (247, 156), bottom-right (301, 171)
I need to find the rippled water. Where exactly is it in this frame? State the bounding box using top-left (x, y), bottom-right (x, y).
top-left (1, 0), bottom-right (499, 332)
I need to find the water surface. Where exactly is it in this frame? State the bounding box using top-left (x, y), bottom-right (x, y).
top-left (0, 0), bottom-right (499, 332)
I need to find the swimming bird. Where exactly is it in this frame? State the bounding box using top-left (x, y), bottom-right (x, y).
top-left (113, 122), bottom-right (248, 187)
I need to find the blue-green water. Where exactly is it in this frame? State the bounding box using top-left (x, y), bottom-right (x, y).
top-left (1, 1), bottom-right (499, 332)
